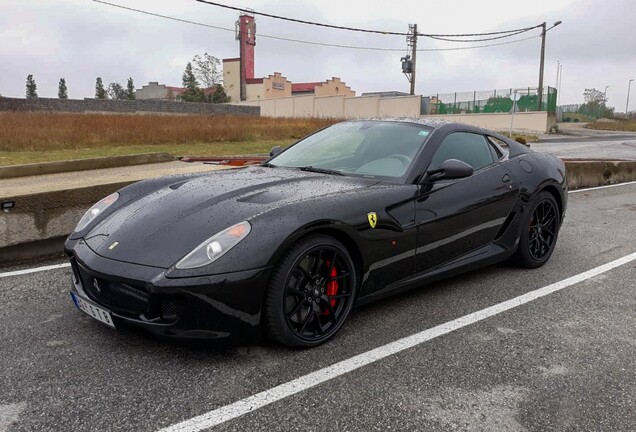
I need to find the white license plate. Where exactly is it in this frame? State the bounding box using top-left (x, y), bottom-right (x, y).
top-left (71, 292), bottom-right (115, 328)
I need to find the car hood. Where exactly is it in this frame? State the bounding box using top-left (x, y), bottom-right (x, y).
top-left (84, 166), bottom-right (377, 268)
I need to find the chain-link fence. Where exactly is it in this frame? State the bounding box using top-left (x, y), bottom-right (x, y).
top-left (427, 86), bottom-right (557, 115)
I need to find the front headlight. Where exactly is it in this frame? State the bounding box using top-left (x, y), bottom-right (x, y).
top-left (175, 221), bottom-right (252, 269)
top-left (74, 192), bottom-right (119, 232)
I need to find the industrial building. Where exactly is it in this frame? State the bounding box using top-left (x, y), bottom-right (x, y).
top-left (135, 82), bottom-right (216, 100)
top-left (222, 14), bottom-right (355, 102)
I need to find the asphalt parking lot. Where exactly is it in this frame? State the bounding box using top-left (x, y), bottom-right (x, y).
top-left (1, 183), bottom-right (635, 432)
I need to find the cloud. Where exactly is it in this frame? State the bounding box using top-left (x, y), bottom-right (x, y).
top-left (0, 0), bottom-right (634, 109)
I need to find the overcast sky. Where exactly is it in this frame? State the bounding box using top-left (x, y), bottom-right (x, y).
top-left (1, 0), bottom-right (635, 110)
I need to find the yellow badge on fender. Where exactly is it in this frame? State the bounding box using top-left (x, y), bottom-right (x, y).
top-left (108, 241), bottom-right (119, 250)
top-left (367, 212), bottom-right (378, 229)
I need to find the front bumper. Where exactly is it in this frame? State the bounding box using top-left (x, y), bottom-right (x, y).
top-left (66, 238), bottom-right (272, 343)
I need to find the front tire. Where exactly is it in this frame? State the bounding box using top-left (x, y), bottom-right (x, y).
top-left (265, 235), bottom-right (356, 348)
top-left (512, 191), bottom-right (560, 268)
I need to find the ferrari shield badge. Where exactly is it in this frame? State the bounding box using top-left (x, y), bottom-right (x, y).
top-left (367, 212), bottom-right (378, 229)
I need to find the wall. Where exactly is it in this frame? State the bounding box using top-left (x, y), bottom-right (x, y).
top-left (0, 97), bottom-right (259, 116)
top-left (246, 83), bottom-right (264, 101)
top-left (344, 96), bottom-right (380, 118)
top-left (293, 95), bottom-right (314, 117)
top-left (314, 95), bottom-right (346, 117)
top-left (425, 111), bottom-right (550, 133)
top-left (222, 59), bottom-right (241, 102)
top-left (236, 94), bottom-right (423, 119)
top-left (378, 96), bottom-right (422, 117)
top-left (314, 77), bottom-right (355, 97)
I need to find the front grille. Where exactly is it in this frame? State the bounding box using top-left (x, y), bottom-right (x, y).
top-left (72, 260), bottom-right (186, 323)
top-left (77, 266), bottom-right (150, 316)
top-left (160, 295), bottom-right (187, 321)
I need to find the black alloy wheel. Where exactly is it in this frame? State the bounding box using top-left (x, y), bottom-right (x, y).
top-left (512, 191), bottom-right (560, 268)
top-left (528, 199), bottom-right (558, 261)
top-left (265, 235), bottom-right (356, 347)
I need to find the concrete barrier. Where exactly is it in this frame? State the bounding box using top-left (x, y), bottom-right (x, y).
top-left (0, 153), bottom-right (175, 179)
top-left (564, 160), bottom-right (636, 189)
top-left (1, 160), bottom-right (635, 263)
top-left (0, 181), bottom-right (134, 262)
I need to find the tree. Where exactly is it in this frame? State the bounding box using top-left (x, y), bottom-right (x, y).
top-left (26, 74), bottom-right (38, 99)
top-left (58, 78), bottom-right (68, 99)
top-left (583, 88), bottom-right (607, 105)
top-left (107, 82), bottom-right (127, 100)
top-left (211, 84), bottom-right (231, 103)
top-left (126, 77), bottom-right (135, 100)
top-left (95, 77), bottom-right (107, 99)
top-left (579, 88), bottom-right (614, 118)
top-left (180, 62), bottom-right (204, 102)
top-left (192, 52), bottom-right (222, 88)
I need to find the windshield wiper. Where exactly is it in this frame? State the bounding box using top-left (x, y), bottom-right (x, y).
top-left (260, 162), bottom-right (277, 168)
top-left (297, 166), bottom-right (344, 176)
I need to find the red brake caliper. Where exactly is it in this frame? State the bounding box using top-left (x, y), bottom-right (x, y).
top-left (323, 261), bottom-right (339, 315)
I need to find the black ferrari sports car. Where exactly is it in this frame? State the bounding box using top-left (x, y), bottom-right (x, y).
top-left (65, 118), bottom-right (567, 347)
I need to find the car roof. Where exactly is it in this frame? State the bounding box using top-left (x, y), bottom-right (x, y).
top-left (348, 117), bottom-right (508, 136)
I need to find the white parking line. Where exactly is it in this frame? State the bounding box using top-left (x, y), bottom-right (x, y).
top-left (157, 251), bottom-right (636, 432)
top-left (0, 263), bottom-right (70, 279)
top-left (569, 180), bottom-right (636, 194)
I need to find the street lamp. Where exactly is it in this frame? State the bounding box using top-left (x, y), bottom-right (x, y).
top-left (537, 20), bottom-right (562, 110)
top-left (627, 79), bottom-right (634, 118)
top-left (555, 61), bottom-right (563, 108)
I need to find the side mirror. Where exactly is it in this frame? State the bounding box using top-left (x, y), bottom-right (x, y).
top-left (425, 159), bottom-right (473, 182)
top-left (269, 146), bottom-right (282, 157)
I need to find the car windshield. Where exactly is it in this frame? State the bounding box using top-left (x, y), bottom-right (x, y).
top-left (269, 121), bottom-right (432, 179)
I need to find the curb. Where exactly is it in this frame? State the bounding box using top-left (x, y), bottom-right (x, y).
top-left (0, 153), bottom-right (175, 180)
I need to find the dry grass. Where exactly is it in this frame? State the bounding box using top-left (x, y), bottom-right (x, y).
top-left (0, 112), bottom-right (338, 152)
top-left (0, 140), bottom-right (293, 166)
top-left (497, 131), bottom-right (539, 142)
top-left (586, 119), bottom-right (636, 132)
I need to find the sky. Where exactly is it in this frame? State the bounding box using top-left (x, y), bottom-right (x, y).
top-left (1, 0), bottom-right (635, 111)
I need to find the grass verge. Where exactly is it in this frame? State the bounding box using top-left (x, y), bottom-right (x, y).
top-left (0, 140), bottom-right (293, 166)
top-left (0, 112), bottom-right (337, 151)
top-left (497, 132), bottom-right (539, 142)
top-left (586, 119), bottom-right (636, 132)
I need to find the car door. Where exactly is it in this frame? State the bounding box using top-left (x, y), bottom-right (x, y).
top-left (414, 131), bottom-right (519, 274)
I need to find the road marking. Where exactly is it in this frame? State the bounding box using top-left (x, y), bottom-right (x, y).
top-left (569, 180), bottom-right (636, 194)
top-left (0, 263), bottom-right (70, 279)
top-left (157, 251), bottom-right (636, 432)
top-left (0, 402), bottom-right (27, 432)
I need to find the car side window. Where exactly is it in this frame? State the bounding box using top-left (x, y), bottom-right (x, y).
top-left (487, 136), bottom-right (508, 159)
top-left (429, 132), bottom-right (495, 171)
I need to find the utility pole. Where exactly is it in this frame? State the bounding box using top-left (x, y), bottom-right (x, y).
top-left (409, 24), bottom-right (417, 95)
top-left (400, 24), bottom-right (418, 95)
top-left (537, 22), bottom-right (547, 111)
top-left (537, 20), bottom-right (562, 111)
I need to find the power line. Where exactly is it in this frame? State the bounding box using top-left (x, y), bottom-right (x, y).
top-left (93, 0), bottom-right (234, 32)
top-left (428, 28), bottom-right (534, 43)
top-left (92, 0), bottom-right (540, 52)
top-left (195, 0), bottom-right (542, 40)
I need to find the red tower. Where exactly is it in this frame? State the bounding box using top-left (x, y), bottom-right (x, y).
top-left (236, 14), bottom-right (256, 101)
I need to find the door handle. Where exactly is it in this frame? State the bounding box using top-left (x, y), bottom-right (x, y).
top-left (502, 174), bottom-right (511, 183)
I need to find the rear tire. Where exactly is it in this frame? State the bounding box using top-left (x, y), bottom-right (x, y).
top-left (265, 235), bottom-right (356, 348)
top-left (512, 191), bottom-right (560, 269)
